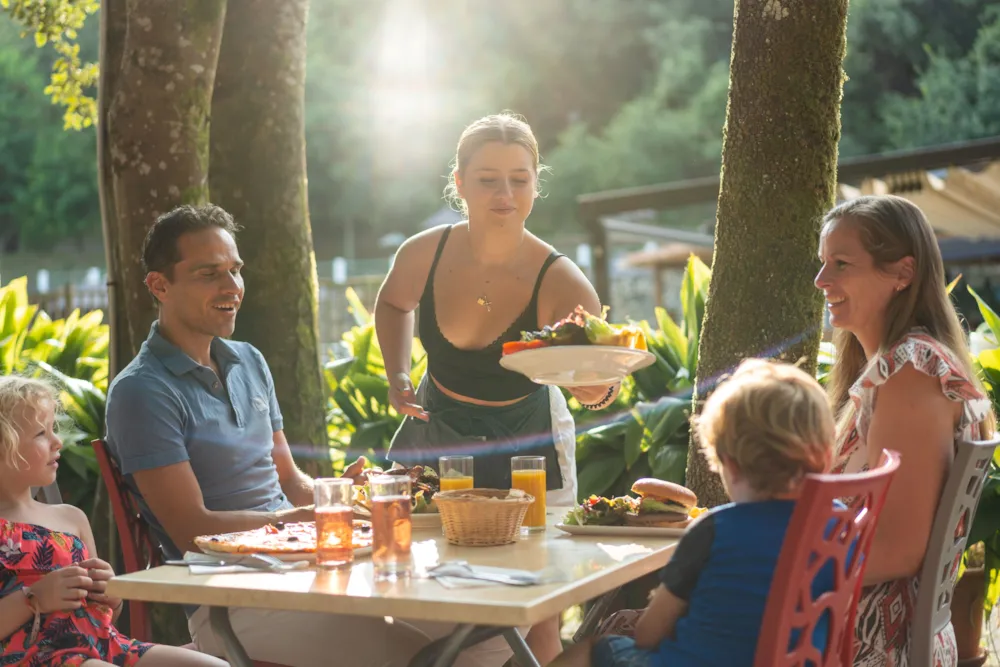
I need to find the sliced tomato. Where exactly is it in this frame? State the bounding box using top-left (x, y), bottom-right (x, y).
top-left (502, 339), bottom-right (549, 355)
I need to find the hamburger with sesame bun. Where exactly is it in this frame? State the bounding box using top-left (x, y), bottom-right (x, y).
top-left (624, 478), bottom-right (698, 528)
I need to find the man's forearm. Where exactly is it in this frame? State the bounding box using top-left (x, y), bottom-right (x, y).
top-left (281, 470), bottom-right (315, 507)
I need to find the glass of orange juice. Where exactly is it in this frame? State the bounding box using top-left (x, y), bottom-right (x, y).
top-left (439, 456), bottom-right (474, 491)
top-left (511, 456), bottom-right (547, 533)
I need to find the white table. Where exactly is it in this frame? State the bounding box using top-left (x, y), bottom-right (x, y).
top-left (107, 509), bottom-right (679, 667)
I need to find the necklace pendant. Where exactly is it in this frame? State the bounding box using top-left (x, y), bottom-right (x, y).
top-left (477, 296), bottom-right (492, 312)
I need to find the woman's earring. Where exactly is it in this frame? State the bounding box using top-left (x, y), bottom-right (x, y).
top-left (896, 285), bottom-right (905, 292)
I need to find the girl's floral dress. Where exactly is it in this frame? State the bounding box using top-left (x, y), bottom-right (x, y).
top-left (834, 329), bottom-right (992, 667)
top-left (0, 517), bottom-right (153, 666)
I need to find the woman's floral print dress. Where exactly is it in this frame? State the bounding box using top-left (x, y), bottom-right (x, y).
top-left (834, 330), bottom-right (991, 667)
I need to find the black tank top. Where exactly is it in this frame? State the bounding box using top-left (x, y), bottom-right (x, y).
top-left (418, 225), bottom-right (565, 402)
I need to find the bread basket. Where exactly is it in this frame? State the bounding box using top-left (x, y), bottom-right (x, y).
top-left (435, 488), bottom-right (534, 546)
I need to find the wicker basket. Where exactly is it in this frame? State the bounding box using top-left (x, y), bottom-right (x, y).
top-left (435, 488), bottom-right (534, 546)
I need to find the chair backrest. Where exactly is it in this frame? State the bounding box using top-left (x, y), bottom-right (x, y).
top-left (91, 438), bottom-right (160, 642)
top-left (33, 483), bottom-right (63, 504)
top-left (754, 449), bottom-right (902, 667)
top-left (909, 436), bottom-right (1000, 667)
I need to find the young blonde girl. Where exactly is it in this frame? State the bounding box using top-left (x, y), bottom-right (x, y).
top-left (548, 360), bottom-right (837, 667)
top-left (0, 376), bottom-right (225, 667)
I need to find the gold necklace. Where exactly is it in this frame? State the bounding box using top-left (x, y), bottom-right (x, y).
top-left (476, 295), bottom-right (492, 312)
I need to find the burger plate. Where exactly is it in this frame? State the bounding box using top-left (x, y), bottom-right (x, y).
top-left (554, 523), bottom-right (687, 538)
top-left (499, 345), bottom-right (655, 387)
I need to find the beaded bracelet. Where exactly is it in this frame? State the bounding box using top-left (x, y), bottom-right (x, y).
top-left (580, 385), bottom-right (616, 411)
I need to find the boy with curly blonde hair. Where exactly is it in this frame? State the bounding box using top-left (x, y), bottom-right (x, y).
top-left (549, 360), bottom-right (837, 667)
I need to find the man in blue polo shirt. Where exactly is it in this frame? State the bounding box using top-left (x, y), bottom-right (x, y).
top-left (105, 205), bottom-right (510, 667)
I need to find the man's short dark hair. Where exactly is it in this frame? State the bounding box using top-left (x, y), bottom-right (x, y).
top-left (141, 204), bottom-right (242, 279)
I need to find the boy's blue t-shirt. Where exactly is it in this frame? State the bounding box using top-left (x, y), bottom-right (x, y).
top-left (653, 500), bottom-right (834, 667)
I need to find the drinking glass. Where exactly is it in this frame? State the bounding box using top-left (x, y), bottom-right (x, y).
top-left (511, 456), bottom-right (547, 533)
top-left (370, 475), bottom-right (412, 580)
top-left (439, 455), bottom-right (474, 491)
top-left (314, 478), bottom-right (354, 569)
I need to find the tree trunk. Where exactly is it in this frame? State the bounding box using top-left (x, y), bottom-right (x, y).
top-left (687, 0), bottom-right (849, 507)
top-left (107, 0), bottom-right (227, 359)
top-left (101, 0), bottom-right (228, 645)
top-left (209, 0), bottom-right (328, 461)
top-left (97, 0), bottom-right (129, 379)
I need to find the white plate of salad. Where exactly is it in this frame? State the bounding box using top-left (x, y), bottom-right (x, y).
top-left (500, 307), bottom-right (654, 387)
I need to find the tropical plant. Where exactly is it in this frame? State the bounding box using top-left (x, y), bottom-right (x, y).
top-left (964, 285), bottom-right (1000, 617)
top-left (573, 256), bottom-right (711, 501)
top-left (0, 276), bottom-right (109, 512)
top-left (324, 287), bottom-right (425, 473)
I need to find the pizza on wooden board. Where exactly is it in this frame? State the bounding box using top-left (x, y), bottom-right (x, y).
top-left (194, 520), bottom-right (372, 555)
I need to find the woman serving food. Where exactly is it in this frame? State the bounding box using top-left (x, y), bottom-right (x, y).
top-left (376, 112), bottom-right (620, 502)
top-left (374, 111), bottom-right (621, 664)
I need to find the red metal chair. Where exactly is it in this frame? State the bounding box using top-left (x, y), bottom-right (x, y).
top-left (91, 439), bottom-right (289, 667)
top-left (754, 448), bottom-right (902, 667)
top-left (91, 438), bottom-right (162, 642)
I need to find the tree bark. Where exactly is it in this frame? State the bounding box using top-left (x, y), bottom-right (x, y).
top-left (687, 0), bottom-right (849, 507)
top-left (107, 0), bottom-right (227, 358)
top-left (97, 0), bottom-right (129, 379)
top-left (209, 0), bottom-right (328, 459)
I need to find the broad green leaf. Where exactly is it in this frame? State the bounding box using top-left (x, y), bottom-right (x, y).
top-left (978, 349), bottom-right (1000, 377)
top-left (653, 308), bottom-right (687, 367)
top-left (680, 255), bottom-right (711, 370)
top-left (346, 287), bottom-right (372, 327)
top-left (647, 398), bottom-right (690, 446)
top-left (970, 286), bottom-right (1000, 345)
top-left (649, 444), bottom-right (687, 483)
top-left (577, 454), bottom-right (626, 501)
top-left (351, 420), bottom-right (394, 452)
top-left (623, 415), bottom-right (643, 469)
top-left (353, 373), bottom-right (390, 408)
top-left (580, 420), bottom-right (629, 449)
top-left (351, 325), bottom-right (374, 373)
top-left (324, 357), bottom-right (355, 384)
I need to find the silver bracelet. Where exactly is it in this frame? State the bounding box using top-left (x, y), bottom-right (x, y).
top-left (580, 385), bottom-right (616, 410)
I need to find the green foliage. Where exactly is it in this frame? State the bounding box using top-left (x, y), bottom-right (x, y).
top-left (1, 0), bottom-right (99, 130)
top-left (962, 284), bottom-right (1000, 617)
top-left (0, 276), bottom-right (108, 512)
top-left (881, 6), bottom-right (1000, 148)
top-left (537, 13), bottom-right (730, 233)
top-left (573, 256), bottom-right (711, 501)
top-left (2, 0), bottom-right (998, 253)
top-left (0, 18), bottom-right (99, 249)
top-left (839, 0), bottom-right (997, 155)
top-left (324, 287), bottom-right (425, 472)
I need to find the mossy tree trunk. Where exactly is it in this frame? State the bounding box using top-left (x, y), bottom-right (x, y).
top-left (100, 0), bottom-right (228, 645)
top-left (97, 0), bottom-right (128, 379)
top-left (106, 0), bottom-right (227, 358)
top-left (209, 0), bottom-right (328, 463)
top-left (686, 0), bottom-right (849, 507)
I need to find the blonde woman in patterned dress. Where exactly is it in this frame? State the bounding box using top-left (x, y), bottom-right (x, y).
top-left (815, 194), bottom-right (994, 667)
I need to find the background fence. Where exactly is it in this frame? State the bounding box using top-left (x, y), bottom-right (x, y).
top-left (30, 276), bottom-right (386, 359)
